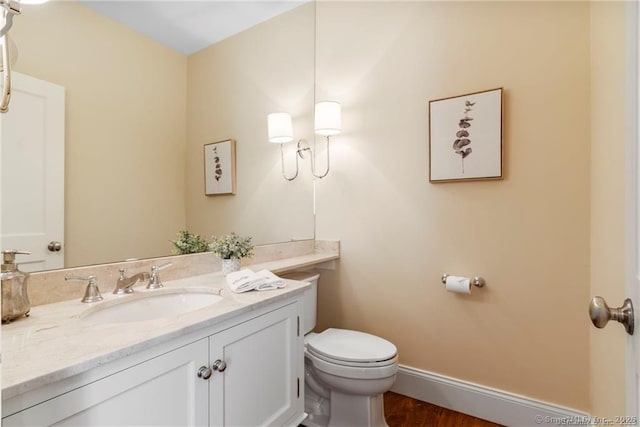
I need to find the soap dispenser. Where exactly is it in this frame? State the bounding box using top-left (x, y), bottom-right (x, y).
top-left (1, 250), bottom-right (31, 323)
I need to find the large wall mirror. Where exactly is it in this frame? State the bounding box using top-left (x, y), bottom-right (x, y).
top-left (2, 1), bottom-right (316, 271)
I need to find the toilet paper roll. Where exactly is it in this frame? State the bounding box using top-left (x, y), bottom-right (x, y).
top-left (445, 275), bottom-right (471, 294)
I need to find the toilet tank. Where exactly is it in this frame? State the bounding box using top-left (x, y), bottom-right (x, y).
top-left (281, 270), bottom-right (319, 335)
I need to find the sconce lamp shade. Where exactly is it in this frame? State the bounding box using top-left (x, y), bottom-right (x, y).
top-left (268, 112), bottom-right (294, 143)
top-left (314, 101), bottom-right (341, 136)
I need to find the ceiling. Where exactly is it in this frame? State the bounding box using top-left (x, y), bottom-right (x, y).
top-left (79, 1), bottom-right (308, 55)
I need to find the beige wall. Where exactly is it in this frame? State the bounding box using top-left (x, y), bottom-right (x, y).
top-left (11, 2), bottom-right (187, 267)
top-left (589, 1), bottom-right (627, 419)
top-left (186, 4), bottom-right (315, 245)
top-left (315, 1), bottom-right (591, 410)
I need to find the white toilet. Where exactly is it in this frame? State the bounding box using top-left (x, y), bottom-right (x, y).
top-left (283, 271), bottom-right (399, 427)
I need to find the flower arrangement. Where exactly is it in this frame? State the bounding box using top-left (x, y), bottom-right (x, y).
top-left (170, 230), bottom-right (210, 255)
top-left (209, 232), bottom-right (254, 260)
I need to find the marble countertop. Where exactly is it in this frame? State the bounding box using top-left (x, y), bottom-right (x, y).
top-left (1, 260), bottom-right (323, 400)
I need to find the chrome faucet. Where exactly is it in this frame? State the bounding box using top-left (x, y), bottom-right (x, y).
top-left (147, 262), bottom-right (173, 290)
top-left (114, 268), bottom-right (150, 295)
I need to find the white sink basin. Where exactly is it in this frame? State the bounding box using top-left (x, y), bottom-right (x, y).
top-left (80, 288), bottom-right (224, 324)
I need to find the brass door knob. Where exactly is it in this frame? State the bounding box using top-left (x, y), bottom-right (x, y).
top-left (589, 296), bottom-right (634, 335)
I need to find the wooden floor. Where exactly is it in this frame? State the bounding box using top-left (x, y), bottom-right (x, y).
top-left (384, 392), bottom-right (503, 427)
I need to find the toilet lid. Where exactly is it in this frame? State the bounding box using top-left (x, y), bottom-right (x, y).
top-left (307, 328), bottom-right (397, 364)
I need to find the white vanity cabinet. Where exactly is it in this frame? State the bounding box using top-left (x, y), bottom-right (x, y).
top-left (2, 299), bottom-right (303, 427)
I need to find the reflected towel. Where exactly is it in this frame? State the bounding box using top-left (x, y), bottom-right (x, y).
top-left (226, 269), bottom-right (286, 293)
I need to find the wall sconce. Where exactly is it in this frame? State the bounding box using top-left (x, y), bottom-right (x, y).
top-left (268, 101), bottom-right (341, 181)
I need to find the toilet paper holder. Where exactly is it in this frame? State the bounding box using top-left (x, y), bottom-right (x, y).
top-left (441, 274), bottom-right (485, 288)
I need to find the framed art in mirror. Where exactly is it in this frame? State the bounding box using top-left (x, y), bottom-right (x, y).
top-left (429, 88), bottom-right (503, 183)
top-left (204, 139), bottom-right (236, 195)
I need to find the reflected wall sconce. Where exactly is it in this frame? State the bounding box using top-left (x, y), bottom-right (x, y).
top-left (268, 101), bottom-right (341, 181)
top-left (0, 0), bottom-right (20, 113)
top-left (0, 0), bottom-right (21, 39)
top-left (1, 0), bottom-right (48, 113)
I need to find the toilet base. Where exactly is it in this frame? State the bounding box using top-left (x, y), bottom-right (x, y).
top-left (303, 379), bottom-right (330, 427)
top-left (302, 413), bottom-right (330, 427)
top-left (302, 389), bottom-right (388, 427)
top-left (328, 390), bottom-right (388, 427)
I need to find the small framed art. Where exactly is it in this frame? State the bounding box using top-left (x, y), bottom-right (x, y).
top-left (204, 139), bottom-right (236, 196)
top-left (428, 88), bottom-right (503, 183)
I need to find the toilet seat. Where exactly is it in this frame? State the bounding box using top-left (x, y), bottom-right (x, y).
top-left (306, 349), bottom-right (398, 381)
top-left (307, 328), bottom-right (397, 368)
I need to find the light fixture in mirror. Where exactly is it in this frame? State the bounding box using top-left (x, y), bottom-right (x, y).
top-left (0, 0), bottom-right (20, 38)
top-left (0, 0), bottom-right (48, 53)
top-left (268, 101), bottom-right (341, 181)
top-left (0, 0), bottom-right (27, 113)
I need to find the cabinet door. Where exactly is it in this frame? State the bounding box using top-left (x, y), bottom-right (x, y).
top-left (210, 303), bottom-right (299, 427)
top-left (3, 339), bottom-right (209, 427)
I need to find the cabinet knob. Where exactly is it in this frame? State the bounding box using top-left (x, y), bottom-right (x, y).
top-left (197, 366), bottom-right (213, 380)
top-left (212, 359), bottom-right (227, 372)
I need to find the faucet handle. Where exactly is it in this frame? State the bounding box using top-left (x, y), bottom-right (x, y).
top-left (148, 262), bottom-right (173, 289)
top-left (65, 275), bottom-right (103, 303)
top-left (1, 250), bottom-right (31, 255)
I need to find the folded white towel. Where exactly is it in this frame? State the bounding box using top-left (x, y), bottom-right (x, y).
top-left (226, 269), bottom-right (286, 293)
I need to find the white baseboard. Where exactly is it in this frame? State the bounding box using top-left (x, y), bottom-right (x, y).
top-left (391, 365), bottom-right (590, 426)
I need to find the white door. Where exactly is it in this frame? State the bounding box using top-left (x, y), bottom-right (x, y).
top-left (629, 0), bottom-right (640, 417)
top-left (210, 304), bottom-right (299, 427)
top-left (589, 2), bottom-right (640, 417)
top-left (0, 71), bottom-right (65, 271)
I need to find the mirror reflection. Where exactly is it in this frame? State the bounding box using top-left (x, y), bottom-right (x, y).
top-left (1, 0), bottom-right (316, 272)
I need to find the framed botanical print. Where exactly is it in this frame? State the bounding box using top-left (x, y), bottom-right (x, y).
top-left (204, 139), bottom-right (236, 195)
top-left (429, 88), bottom-right (503, 182)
